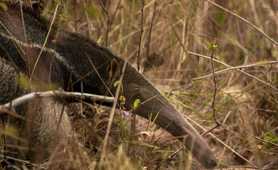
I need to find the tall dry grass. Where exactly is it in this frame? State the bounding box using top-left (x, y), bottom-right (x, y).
top-left (1, 0), bottom-right (277, 169)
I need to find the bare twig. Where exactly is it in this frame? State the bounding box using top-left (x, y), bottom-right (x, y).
top-left (109, 0), bottom-right (122, 32)
top-left (30, 3), bottom-right (60, 80)
top-left (136, 0), bottom-right (145, 72)
top-left (103, 7), bottom-right (111, 47)
top-left (146, 1), bottom-right (157, 59)
top-left (0, 91), bottom-right (114, 109)
top-left (19, 0), bottom-right (27, 42)
top-left (87, 54), bottom-right (114, 97)
top-left (210, 45), bottom-right (218, 124)
top-left (98, 0), bottom-right (108, 15)
top-left (206, 0), bottom-right (278, 46)
top-left (187, 51), bottom-right (278, 91)
top-left (101, 0), bottom-right (122, 46)
top-left (171, 25), bottom-right (278, 92)
top-left (56, 104), bottom-right (66, 130)
top-left (100, 58), bottom-right (128, 165)
top-left (255, 136), bottom-right (278, 148)
top-left (167, 146), bottom-right (184, 161)
top-left (205, 44), bottom-right (221, 134)
top-left (193, 60), bottom-right (278, 80)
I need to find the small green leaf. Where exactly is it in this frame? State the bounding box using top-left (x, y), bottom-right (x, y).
top-left (86, 4), bottom-right (100, 19)
top-left (119, 95), bottom-right (126, 105)
top-left (1, 125), bottom-right (26, 142)
top-left (4, 125), bottom-right (18, 136)
top-left (132, 99), bottom-right (141, 110)
top-left (263, 132), bottom-right (278, 144)
top-left (208, 43), bottom-right (218, 50)
top-left (263, 132), bottom-right (278, 148)
top-left (17, 73), bottom-right (31, 89)
top-left (214, 11), bottom-right (226, 26)
top-left (17, 73), bottom-right (58, 91)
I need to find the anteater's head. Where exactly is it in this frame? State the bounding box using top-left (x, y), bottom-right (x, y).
top-left (121, 65), bottom-right (217, 168)
top-left (54, 32), bottom-right (217, 168)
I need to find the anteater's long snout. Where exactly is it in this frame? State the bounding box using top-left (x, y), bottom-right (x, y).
top-left (138, 99), bottom-right (217, 168)
top-left (54, 32), bottom-right (217, 168)
top-left (123, 68), bottom-right (217, 169)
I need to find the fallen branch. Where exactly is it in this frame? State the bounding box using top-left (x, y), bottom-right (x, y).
top-left (0, 91), bottom-right (114, 109)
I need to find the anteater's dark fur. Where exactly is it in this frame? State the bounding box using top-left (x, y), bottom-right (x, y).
top-left (0, 4), bottom-right (217, 168)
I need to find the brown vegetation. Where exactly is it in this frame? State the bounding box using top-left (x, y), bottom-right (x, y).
top-left (0, 0), bottom-right (278, 169)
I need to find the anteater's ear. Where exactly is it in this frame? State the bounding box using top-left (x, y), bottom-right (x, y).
top-left (30, 0), bottom-right (44, 15)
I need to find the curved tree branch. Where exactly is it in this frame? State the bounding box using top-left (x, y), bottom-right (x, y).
top-left (0, 90), bottom-right (114, 109)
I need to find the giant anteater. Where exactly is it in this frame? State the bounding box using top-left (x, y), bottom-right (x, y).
top-left (0, 4), bottom-right (217, 168)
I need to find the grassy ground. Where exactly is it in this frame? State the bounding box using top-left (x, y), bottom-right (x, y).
top-left (1, 0), bottom-right (278, 169)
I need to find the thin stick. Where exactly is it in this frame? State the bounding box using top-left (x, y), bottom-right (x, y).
top-left (171, 25), bottom-right (278, 91)
top-left (187, 51), bottom-right (278, 91)
top-left (19, 0), bottom-right (27, 42)
top-left (100, 60), bottom-right (128, 165)
top-left (30, 3), bottom-right (60, 80)
top-left (193, 61), bottom-right (278, 80)
top-left (209, 44), bottom-right (221, 129)
top-left (136, 0), bottom-right (145, 71)
top-left (101, 0), bottom-right (122, 46)
top-left (255, 136), bottom-right (278, 148)
top-left (207, 0), bottom-right (278, 46)
top-left (146, 1), bottom-right (157, 58)
top-left (87, 55), bottom-right (114, 97)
